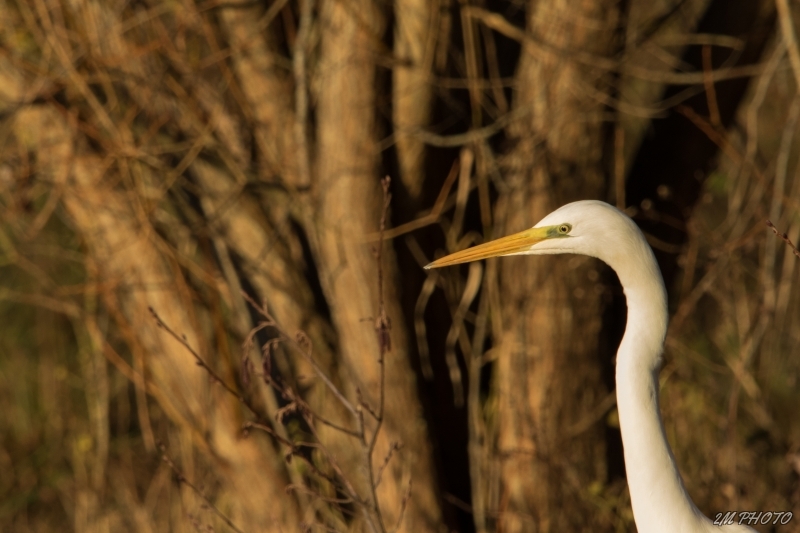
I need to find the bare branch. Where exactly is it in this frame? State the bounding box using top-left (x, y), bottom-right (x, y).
top-left (389, 478), bottom-right (412, 533)
top-left (374, 441), bottom-right (403, 488)
top-left (241, 292), bottom-right (359, 417)
top-left (149, 306), bottom-right (244, 401)
top-left (766, 220), bottom-right (800, 258)
top-left (159, 443), bottom-right (246, 533)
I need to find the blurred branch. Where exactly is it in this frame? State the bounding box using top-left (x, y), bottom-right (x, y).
top-left (775, 0), bottom-right (800, 88)
top-left (364, 160), bottom-right (459, 242)
top-left (443, 261), bottom-right (482, 407)
top-left (293, 0), bottom-right (313, 188)
top-left (407, 105), bottom-right (532, 148)
top-left (464, 6), bottom-right (772, 85)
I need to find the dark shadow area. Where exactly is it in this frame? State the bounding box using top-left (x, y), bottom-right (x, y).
top-left (626, 0), bottom-right (776, 294)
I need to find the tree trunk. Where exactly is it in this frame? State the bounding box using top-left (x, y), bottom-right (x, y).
top-left (491, 1), bottom-right (619, 530)
top-left (311, 1), bottom-right (443, 530)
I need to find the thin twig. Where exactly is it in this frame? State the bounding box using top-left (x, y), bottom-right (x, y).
top-left (241, 292), bottom-right (360, 417)
top-left (766, 220), bottom-right (800, 258)
top-left (390, 478), bottom-right (412, 533)
top-left (149, 307), bottom-right (243, 401)
top-left (243, 422), bottom-right (354, 496)
top-left (159, 443), bottom-right (246, 533)
top-left (365, 176), bottom-right (394, 532)
top-left (236, 295), bottom-right (385, 531)
top-left (303, 408), bottom-right (361, 438)
top-left (296, 410), bottom-right (370, 509)
top-left (374, 441), bottom-right (402, 488)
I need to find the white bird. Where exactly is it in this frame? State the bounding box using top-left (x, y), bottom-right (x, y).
top-left (425, 200), bottom-right (754, 533)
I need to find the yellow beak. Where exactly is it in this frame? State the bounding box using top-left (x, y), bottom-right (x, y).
top-left (425, 226), bottom-right (551, 269)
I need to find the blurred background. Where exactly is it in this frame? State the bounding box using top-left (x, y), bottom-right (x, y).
top-left (0, 0), bottom-right (798, 531)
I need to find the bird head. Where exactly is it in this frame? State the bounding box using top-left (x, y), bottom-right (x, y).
top-left (424, 200), bottom-right (640, 270)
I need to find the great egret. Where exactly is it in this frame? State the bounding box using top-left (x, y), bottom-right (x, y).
top-left (426, 200), bottom-right (754, 533)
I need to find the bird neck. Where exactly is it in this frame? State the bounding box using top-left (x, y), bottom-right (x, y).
top-left (615, 259), bottom-right (710, 533)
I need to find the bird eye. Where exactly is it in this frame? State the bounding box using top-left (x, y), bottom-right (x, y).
top-left (558, 224), bottom-right (571, 235)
